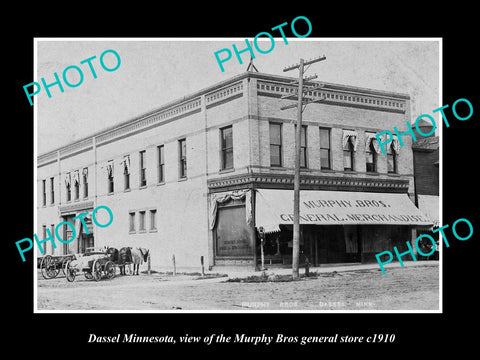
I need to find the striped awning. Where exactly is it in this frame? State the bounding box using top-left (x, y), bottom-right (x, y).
top-left (342, 130), bottom-right (358, 151)
top-left (255, 189), bottom-right (433, 231)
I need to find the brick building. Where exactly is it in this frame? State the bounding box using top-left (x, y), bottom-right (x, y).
top-left (37, 71), bottom-right (432, 270)
top-left (411, 119), bottom-right (439, 224)
top-left (411, 120), bottom-right (439, 259)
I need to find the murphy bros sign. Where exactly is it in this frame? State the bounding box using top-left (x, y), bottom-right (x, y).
top-left (255, 189), bottom-right (432, 232)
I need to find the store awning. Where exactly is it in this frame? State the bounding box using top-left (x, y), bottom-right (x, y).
top-left (255, 189), bottom-right (433, 233)
top-left (417, 194), bottom-right (440, 227)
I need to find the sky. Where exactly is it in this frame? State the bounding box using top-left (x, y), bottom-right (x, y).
top-left (36, 38), bottom-right (440, 155)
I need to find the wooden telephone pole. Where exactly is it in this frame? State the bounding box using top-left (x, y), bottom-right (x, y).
top-left (281, 55), bottom-right (326, 278)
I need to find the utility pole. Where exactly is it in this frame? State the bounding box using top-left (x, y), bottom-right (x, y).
top-left (281, 55), bottom-right (326, 279)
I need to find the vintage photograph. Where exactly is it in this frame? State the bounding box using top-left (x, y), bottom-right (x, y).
top-left (34, 38), bottom-right (441, 312)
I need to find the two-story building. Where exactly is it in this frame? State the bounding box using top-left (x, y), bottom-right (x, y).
top-left (37, 71), bottom-right (432, 271)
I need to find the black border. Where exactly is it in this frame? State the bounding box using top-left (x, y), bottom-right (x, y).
top-left (7, 7), bottom-right (478, 354)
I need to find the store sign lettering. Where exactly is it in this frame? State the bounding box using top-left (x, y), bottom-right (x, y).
top-left (279, 213), bottom-right (427, 223)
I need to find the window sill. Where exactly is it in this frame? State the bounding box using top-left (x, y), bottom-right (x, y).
top-left (138, 230), bottom-right (147, 234)
top-left (387, 172), bottom-right (400, 177)
top-left (149, 229), bottom-right (158, 233)
top-left (321, 168), bottom-right (334, 173)
top-left (107, 192), bottom-right (115, 196)
top-left (129, 231), bottom-right (136, 234)
top-left (365, 172), bottom-right (380, 176)
top-left (178, 177), bottom-right (187, 182)
top-left (157, 181), bottom-right (166, 186)
top-left (124, 188), bottom-right (131, 193)
top-left (219, 167), bottom-right (235, 174)
top-left (343, 170), bottom-right (357, 174)
top-left (139, 185), bottom-right (147, 190)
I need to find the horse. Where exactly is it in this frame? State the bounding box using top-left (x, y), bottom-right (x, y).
top-left (118, 247), bottom-right (132, 275)
top-left (117, 247), bottom-right (149, 275)
top-left (130, 247), bottom-right (150, 275)
top-left (105, 247), bottom-right (119, 262)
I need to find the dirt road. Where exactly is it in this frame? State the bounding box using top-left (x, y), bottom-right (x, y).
top-left (37, 264), bottom-right (439, 311)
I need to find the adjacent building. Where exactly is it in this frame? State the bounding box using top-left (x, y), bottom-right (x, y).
top-left (37, 71), bottom-right (433, 270)
top-left (412, 120), bottom-right (440, 259)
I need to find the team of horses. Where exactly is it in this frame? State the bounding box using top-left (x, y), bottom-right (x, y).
top-left (105, 247), bottom-right (150, 275)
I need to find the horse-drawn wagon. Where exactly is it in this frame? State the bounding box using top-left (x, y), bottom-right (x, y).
top-left (63, 247), bottom-right (117, 282)
top-left (39, 254), bottom-right (76, 280)
top-left (62, 246), bottom-right (150, 282)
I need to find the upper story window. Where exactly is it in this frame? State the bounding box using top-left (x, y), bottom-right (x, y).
top-left (387, 136), bottom-right (400, 174)
top-left (319, 128), bottom-right (331, 170)
top-left (123, 156), bottom-right (130, 190)
top-left (129, 212), bottom-right (135, 233)
top-left (107, 161), bottom-right (114, 193)
top-left (387, 145), bottom-right (397, 174)
top-left (300, 125), bottom-right (307, 168)
top-left (73, 170), bottom-right (80, 200)
top-left (139, 210), bottom-right (146, 231)
top-left (150, 209), bottom-right (157, 231)
top-left (179, 139), bottom-right (187, 179)
top-left (293, 124), bottom-right (308, 168)
top-left (157, 145), bottom-right (165, 183)
top-left (220, 126), bottom-right (233, 170)
top-left (82, 168), bottom-right (88, 198)
top-left (42, 179), bottom-right (46, 206)
top-left (343, 130), bottom-right (358, 171)
top-left (269, 122), bottom-right (282, 167)
top-left (50, 177), bottom-right (55, 204)
top-left (65, 173), bottom-right (72, 201)
top-left (139, 151), bottom-right (147, 187)
top-left (366, 142), bottom-right (377, 172)
top-left (365, 133), bottom-right (379, 173)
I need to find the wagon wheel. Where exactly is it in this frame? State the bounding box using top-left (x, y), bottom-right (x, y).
top-left (40, 255), bottom-right (50, 279)
top-left (60, 257), bottom-right (71, 276)
top-left (41, 255), bottom-right (60, 279)
top-left (64, 260), bottom-right (76, 282)
top-left (84, 271), bottom-right (94, 280)
top-left (92, 260), bottom-right (102, 281)
top-left (105, 261), bottom-right (116, 280)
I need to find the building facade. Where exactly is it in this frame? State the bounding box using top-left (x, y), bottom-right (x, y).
top-left (37, 71), bottom-right (432, 270)
top-left (412, 122), bottom-right (440, 260)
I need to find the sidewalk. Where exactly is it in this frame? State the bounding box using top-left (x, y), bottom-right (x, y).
top-left (210, 260), bottom-right (439, 279)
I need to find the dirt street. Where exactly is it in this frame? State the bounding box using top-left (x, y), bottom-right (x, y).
top-left (37, 263), bottom-right (439, 311)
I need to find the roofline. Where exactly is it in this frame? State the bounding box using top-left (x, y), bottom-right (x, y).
top-left (38, 71), bottom-right (410, 160)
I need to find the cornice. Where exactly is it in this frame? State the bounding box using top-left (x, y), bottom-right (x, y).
top-left (207, 172), bottom-right (409, 193)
